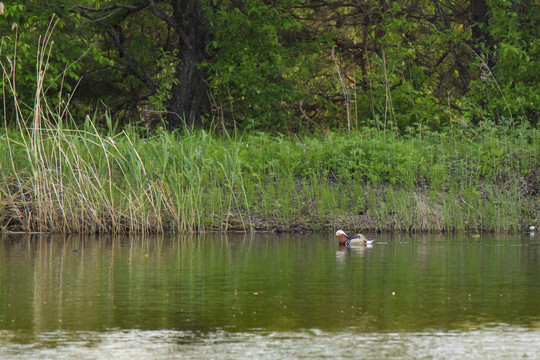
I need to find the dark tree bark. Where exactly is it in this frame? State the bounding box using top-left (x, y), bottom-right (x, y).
top-left (470, 0), bottom-right (494, 67)
top-left (77, 0), bottom-right (210, 130)
top-left (471, 0), bottom-right (490, 43)
top-left (166, 0), bottom-right (210, 130)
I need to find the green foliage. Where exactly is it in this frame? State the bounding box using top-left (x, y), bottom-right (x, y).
top-left (1, 1), bottom-right (538, 237)
top-left (0, 2), bottom-right (115, 126)
top-left (1, 0), bottom-right (538, 132)
top-left (205, 0), bottom-right (315, 130)
top-left (464, 0), bottom-right (539, 125)
top-left (148, 49), bottom-right (180, 110)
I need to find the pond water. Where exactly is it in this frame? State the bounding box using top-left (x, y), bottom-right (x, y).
top-left (1, 233), bottom-right (539, 359)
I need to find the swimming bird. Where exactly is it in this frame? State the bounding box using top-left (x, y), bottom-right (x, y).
top-left (335, 230), bottom-right (375, 246)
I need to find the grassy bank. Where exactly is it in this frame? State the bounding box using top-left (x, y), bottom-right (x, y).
top-left (1, 119), bottom-right (538, 233)
top-left (1, 25), bottom-right (538, 234)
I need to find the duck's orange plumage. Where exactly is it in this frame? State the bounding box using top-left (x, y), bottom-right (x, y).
top-left (335, 230), bottom-right (350, 245)
top-left (335, 230), bottom-right (375, 246)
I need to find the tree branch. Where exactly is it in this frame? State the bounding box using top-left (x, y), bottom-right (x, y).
top-left (76, 2), bottom-right (148, 14)
top-left (148, 0), bottom-right (192, 48)
top-left (101, 21), bottom-right (157, 91)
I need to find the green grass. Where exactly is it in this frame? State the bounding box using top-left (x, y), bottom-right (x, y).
top-left (1, 119), bottom-right (538, 234)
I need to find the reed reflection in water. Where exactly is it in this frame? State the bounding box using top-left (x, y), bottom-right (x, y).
top-left (1, 232), bottom-right (539, 337)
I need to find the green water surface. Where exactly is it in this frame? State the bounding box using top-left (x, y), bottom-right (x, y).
top-left (1, 233), bottom-right (539, 359)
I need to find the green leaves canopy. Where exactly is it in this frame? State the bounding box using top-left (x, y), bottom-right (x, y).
top-left (1, 0), bottom-right (538, 131)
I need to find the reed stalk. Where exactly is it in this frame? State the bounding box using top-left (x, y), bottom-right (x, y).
top-left (1, 26), bottom-right (538, 234)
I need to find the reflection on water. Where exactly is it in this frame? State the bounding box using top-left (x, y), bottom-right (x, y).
top-left (0, 232), bottom-right (539, 358)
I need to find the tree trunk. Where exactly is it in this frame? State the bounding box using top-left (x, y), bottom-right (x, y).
top-left (167, 0), bottom-right (209, 130)
top-left (470, 0), bottom-right (494, 67)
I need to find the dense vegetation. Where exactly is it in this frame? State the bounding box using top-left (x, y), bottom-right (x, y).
top-left (1, 111), bottom-right (537, 233)
top-left (0, 1), bottom-right (538, 233)
top-left (0, 0), bottom-right (538, 131)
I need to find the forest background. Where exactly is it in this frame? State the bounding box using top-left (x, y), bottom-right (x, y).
top-left (0, 0), bottom-right (538, 234)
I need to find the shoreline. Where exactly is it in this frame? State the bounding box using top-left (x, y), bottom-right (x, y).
top-left (1, 126), bottom-right (538, 235)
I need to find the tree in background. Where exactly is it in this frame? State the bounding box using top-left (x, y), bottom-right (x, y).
top-left (0, 1), bottom-right (210, 130)
top-left (76, 0), bottom-right (211, 130)
top-left (204, 0), bottom-right (321, 131)
top-left (0, 1), bottom-right (101, 123)
top-left (1, 0), bottom-right (538, 132)
top-left (467, 0), bottom-right (539, 125)
top-left (294, 0), bottom-right (538, 130)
